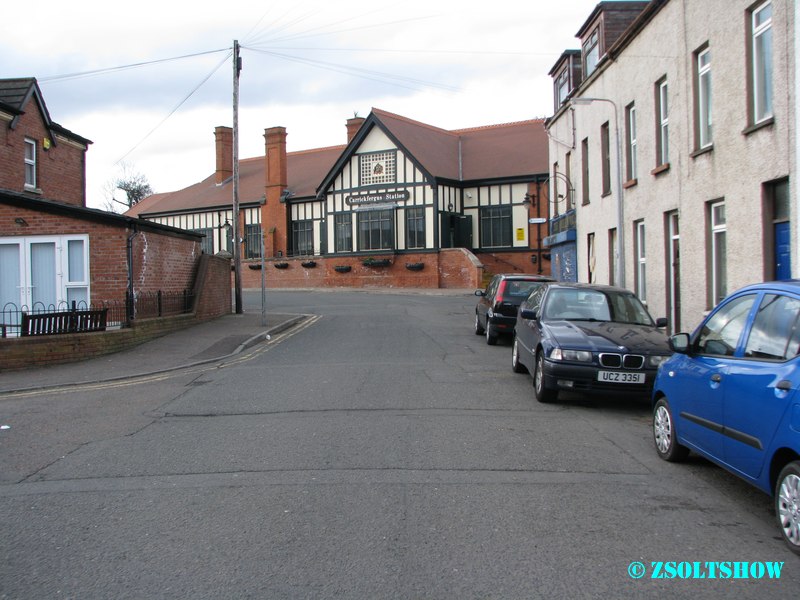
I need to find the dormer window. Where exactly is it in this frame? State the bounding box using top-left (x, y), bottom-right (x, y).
top-left (555, 68), bottom-right (570, 106)
top-left (583, 28), bottom-right (600, 77)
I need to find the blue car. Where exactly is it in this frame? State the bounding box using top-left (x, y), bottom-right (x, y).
top-left (652, 281), bottom-right (800, 555)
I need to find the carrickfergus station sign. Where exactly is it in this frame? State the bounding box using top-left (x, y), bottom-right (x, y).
top-left (345, 191), bottom-right (410, 206)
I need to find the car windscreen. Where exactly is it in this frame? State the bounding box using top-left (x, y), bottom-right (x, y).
top-left (505, 280), bottom-right (545, 299)
top-left (542, 288), bottom-right (654, 326)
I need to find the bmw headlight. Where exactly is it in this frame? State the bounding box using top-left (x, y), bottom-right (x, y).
top-left (551, 348), bottom-right (593, 362)
top-left (647, 355), bottom-right (671, 368)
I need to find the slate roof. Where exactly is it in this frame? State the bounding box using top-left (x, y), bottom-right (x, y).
top-left (129, 145), bottom-right (346, 217)
top-left (0, 77), bottom-right (92, 145)
top-left (129, 108), bottom-right (548, 218)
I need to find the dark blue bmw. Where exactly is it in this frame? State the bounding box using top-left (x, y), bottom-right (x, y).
top-left (512, 283), bottom-right (670, 403)
top-left (652, 281), bottom-right (800, 555)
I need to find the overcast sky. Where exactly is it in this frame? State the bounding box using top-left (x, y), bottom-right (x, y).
top-left (2, 0), bottom-right (603, 209)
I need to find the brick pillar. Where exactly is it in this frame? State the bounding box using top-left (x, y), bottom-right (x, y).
top-left (346, 117), bottom-right (365, 143)
top-left (262, 126), bottom-right (288, 258)
top-left (214, 126), bottom-right (233, 185)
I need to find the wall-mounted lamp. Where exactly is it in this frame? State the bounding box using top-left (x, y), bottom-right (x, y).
top-left (280, 189), bottom-right (295, 203)
top-left (219, 219), bottom-right (232, 232)
top-left (523, 193), bottom-right (536, 207)
top-left (14, 217), bottom-right (28, 227)
top-left (447, 203), bottom-right (454, 212)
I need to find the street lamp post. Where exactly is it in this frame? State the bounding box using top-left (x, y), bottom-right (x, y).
top-left (571, 96), bottom-right (625, 288)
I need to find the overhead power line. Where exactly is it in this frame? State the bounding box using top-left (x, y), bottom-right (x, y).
top-left (39, 48), bottom-right (231, 82)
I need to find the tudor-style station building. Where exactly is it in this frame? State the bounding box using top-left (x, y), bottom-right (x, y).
top-left (129, 109), bottom-right (552, 288)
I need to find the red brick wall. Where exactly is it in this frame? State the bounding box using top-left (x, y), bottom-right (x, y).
top-left (234, 249), bottom-right (482, 289)
top-left (130, 231), bottom-right (200, 295)
top-left (0, 238), bottom-right (232, 372)
top-left (0, 110), bottom-right (87, 207)
top-left (0, 204), bottom-right (203, 305)
top-left (476, 251), bottom-right (552, 277)
top-left (194, 254), bottom-right (233, 320)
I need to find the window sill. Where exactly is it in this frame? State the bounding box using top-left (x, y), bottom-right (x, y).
top-left (623, 178), bottom-right (638, 189)
top-left (691, 145), bottom-right (713, 159)
top-left (650, 163), bottom-right (670, 177)
top-left (601, 190), bottom-right (612, 198)
top-left (23, 185), bottom-right (43, 195)
top-left (742, 117), bottom-right (774, 136)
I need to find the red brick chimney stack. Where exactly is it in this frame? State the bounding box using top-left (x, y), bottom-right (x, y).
top-left (346, 117), bottom-right (365, 143)
top-left (214, 126), bottom-right (233, 185)
top-left (262, 126), bottom-right (289, 258)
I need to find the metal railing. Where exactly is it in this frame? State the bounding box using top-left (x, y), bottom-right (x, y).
top-left (1, 290), bottom-right (194, 338)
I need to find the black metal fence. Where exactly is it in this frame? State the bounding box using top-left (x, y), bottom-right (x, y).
top-left (1, 290), bottom-right (195, 338)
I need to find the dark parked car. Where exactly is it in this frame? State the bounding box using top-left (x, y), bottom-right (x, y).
top-left (475, 274), bottom-right (554, 345)
top-left (512, 283), bottom-right (669, 402)
top-left (651, 281), bottom-right (800, 555)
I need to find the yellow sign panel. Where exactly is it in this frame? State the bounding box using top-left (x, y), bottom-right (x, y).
top-left (516, 228), bottom-right (525, 241)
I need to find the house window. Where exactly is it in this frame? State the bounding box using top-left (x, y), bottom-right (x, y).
top-left (709, 200), bottom-right (727, 305)
top-left (244, 224), bottom-right (262, 259)
top-left (565, 151), bottom-right (573, 210)
top-left (358, 209), bottom-right (394, 251)
top-left (291, 220), bottom-right (314, 256)
top-left (655, 78), bottom-right (669, 166)
top-left (587, 232), bottom-right (596, 283)
top-left (600, 122), bottom-right (611, 196)
top-left (0, 235), bottom-right (89, 313)
top-left (695, 46), bottom-right (713, 149)
top-left (480, 206), bottom-right (512, 248)
top-left (634, 220), bottom-right (646, 302)
top-left (625, 104), bottom-right (638, 181)
top-left (192, 228), bottom-right (214, 254)
top-left (334, 213), bottom-right (352, 252)
top-left (608, 228), bottom-right (617, 286)
top-left (581, 138), bottom-right (590, 205)
top-left (555, 67), bottom-right (570, 108)
top-left (750, 0), bottom-right (773, 124)
top-left (360, 151), bottom-right (396, 186)
top-left (24, 139), bottom-right (37, 189)
top-left (405, 207), bottom-right (425, 249)
top-left (583, 28), bottom-right (600, 77)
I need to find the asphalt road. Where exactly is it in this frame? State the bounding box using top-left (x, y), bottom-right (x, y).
top-left (1, 290), bottom-right (798, 599)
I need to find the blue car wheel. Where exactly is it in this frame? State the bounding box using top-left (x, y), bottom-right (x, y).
top-left (653, 397), bottom-right (689, 462)
top-left (776, 461), bottom-right (800, 556)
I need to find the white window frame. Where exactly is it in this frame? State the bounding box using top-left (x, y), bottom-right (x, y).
top-left (635, 220), bottom-right (646, 302)
top-left (656, 79), bottom-right (669, 165)
top-left (24, 138), bottom-right (37, 189)
top-left (0, 234), bottom-right (90, 311)
top-left (752, 0), bottom-right (773, 123)
top-left (626, 104), bottom-right (638, 181)
top-left (710, 201), bottom-right (727, 305)
top-left (697, 47), bottom-right (712, 148)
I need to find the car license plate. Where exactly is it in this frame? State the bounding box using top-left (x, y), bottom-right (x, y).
top-left (597, 371), bottom-right (645, 384)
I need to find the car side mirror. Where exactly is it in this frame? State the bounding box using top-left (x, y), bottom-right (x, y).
top-left (669, 333), bottom-right (690, 354)
top-left (474, 290), bottom-right (485, 297)
top-left (519, 308), bottom-right (537, 321)
top-left (655, 317), bottom-right (668, 328)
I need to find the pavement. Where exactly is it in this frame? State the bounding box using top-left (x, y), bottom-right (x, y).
top-left (0, 310), bottom-right (299, 394)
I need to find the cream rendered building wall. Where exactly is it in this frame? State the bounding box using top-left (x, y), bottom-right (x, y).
top-left (548, 0), bottom-right (796, 332)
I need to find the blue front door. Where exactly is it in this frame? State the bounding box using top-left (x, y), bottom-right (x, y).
top-left (775, 221), bottom-right (791, 280)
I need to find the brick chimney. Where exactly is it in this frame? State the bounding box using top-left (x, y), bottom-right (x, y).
top-left (214, 126), bottom-right (233, 185)
top-left (262, 126), bottom-right (288, 258)
top-left (346, 117), bottom-right (365, 143)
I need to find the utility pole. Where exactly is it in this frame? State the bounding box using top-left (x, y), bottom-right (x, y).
top-left (232, 40), bottom-right (243, 314)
